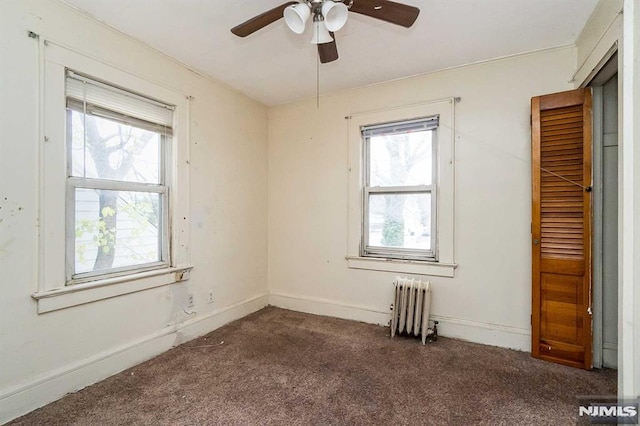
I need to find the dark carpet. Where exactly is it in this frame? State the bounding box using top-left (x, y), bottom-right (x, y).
top-left (10, 307), bottom-right (616, 425)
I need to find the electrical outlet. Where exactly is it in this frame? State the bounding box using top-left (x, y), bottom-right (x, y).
top-left (187, 294), bottom-right (194, 307)
top-left (207, 291), bottom-right (214, 304)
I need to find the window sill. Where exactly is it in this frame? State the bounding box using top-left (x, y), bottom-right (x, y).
top-left (346, 256), bottom-right (456, 278)
top-left (32, 266), bottom-right (193, 314)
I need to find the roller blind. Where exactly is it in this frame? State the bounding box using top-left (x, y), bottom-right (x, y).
top-left (65, 70), bottom-right (174, 135)
top-left (361, 116), bottom-right (439, 138)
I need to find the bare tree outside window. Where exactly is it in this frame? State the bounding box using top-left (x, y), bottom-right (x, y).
top-left (69, 110), bottom-right (164, 275)
top-left (70, 111), bottom-right (162, 274)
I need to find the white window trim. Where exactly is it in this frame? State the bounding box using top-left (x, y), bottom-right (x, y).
top-left (32, 266), bottom-right (192, 314)
top-left (346, 99), bottom-right (457, 277)
top-left (33, 41), bottom-right (192, 312)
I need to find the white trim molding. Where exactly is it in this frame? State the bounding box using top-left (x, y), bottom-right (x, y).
top-left (346, 256), bottom-right (457, 277)
top-left (32, 266), bottom-right (194, 313)
top-left (573, 0), bottom-right (623, 86)
top-left (346, 99), bottom-right (456, 277)
top-left (0, 292), bottom-right (268, 425)
top-left (269, 291), bottom-right (390, 326)
top-left (620, 0), bottom-right (640, 399)
top-left (429, 314), bottom-right (531, 352)
top-left (267, 292), bottom-right (530, 351)
top-left (38, 41), bottom-right (191, 298)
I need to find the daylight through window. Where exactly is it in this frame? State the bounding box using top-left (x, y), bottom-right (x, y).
top-left (362, 116), bottom-right (438, 260)
top-left (65, 70), bottom-right (174, 283)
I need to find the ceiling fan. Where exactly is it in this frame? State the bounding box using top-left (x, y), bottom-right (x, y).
top-left (231, 0), bottom-right (420, 64)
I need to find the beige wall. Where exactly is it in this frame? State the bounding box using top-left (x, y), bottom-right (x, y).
top-left (0, 0), bottom-right (268, 421)
top-left (268, 47), bottom-right (576, 350)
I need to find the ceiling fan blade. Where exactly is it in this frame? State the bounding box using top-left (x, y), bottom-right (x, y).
top-left (347, 0), bottom-right (420, 28)
top-left (231, 1), bottom-right (298, 37)
top-left (318, 33), bottom-right (339, 64)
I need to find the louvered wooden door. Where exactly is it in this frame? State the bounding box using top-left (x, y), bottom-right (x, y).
top-left (531, 88), bottom-right (593, 369)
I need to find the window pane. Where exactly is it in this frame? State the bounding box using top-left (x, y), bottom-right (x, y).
top-left (69, 110), bottom-right (162, 184)
top-left (74, 188), bottom-right (162, 275)
top-left (369, 130), bottom-right (433, 187)
top-left (368, 193), bottom-right (431, 250)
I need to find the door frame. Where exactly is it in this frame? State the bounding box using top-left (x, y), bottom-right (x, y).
top-left (587, 52), bottom-right (619, 369)
top-left (591, 83), bottom-right (604, 368)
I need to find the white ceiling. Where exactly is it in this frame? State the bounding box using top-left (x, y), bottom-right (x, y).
top-left (62, 0), bottom-right (598, 106)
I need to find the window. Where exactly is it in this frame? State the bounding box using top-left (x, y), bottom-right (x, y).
top-left (65, 71), bottom-right (173, 284)
top-left (33, 42), bottom-right (191, 313)
top-left (346, 100), bottom-right (456, 277)
top-left (362, 117), bottom-right (438, 260)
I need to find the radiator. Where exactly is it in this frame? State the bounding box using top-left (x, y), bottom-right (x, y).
top-left (390, 277), bottom-right (437, 344)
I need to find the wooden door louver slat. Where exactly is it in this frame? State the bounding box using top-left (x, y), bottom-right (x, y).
top-left (541, 144), bottom-right (584, 153)
top-left (539, 104), bottom-right (584, 260)
top-left (540, 122), bottom-right (584, 131)
top-left (541, 140), bottom-right (585, 147)
top-left (531, 88), bottom-right (592, 370)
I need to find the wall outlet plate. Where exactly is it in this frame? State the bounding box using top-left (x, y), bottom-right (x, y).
top-left (207, 291), bottom-right (214, 304)
top-left (187, 294), bottom-right (194, 307)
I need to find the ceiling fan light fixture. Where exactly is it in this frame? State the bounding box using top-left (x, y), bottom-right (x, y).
top-left (310, 18), bottom-right (333, 45)
top-left (322, 1), bottom-right (349, 32)
top-left (231, 0), bottom-right (420, 64)
top-left (284, 3), bottom-right (311, 34)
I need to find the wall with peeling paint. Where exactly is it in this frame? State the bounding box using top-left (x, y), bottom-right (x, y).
top-left (0, 0), bottom-right (269, 422)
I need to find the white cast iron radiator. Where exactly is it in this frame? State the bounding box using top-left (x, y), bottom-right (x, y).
top-left (390, 277), bottom-right (438, 344)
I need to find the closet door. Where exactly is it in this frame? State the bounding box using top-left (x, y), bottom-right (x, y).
top-left (531, 88), bottom-right (593, 369)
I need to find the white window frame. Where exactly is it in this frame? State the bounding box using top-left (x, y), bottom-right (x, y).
top-left (362, 117), bottom-right (439, 261)
top-left (33, 41), bottom-right (192, 313)
top-left (347, 100), bottom-right (457, 277)
top-left (64, 71), bottom-right (173, 284)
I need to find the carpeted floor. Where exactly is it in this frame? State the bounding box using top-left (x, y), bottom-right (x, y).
top-left (10, 307), bottom-right (616, 425)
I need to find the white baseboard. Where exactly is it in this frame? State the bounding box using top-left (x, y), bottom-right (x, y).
top-left (429, 314), bottom-right (531, 352)
top-left (268, 292), bottom-right (390, 326)
top-left (268, 291), bottom-right (531, 352)
top-left (0, 292), bottom-right (269, 425)
top-left (175, 292), bottom-right (268, 345)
